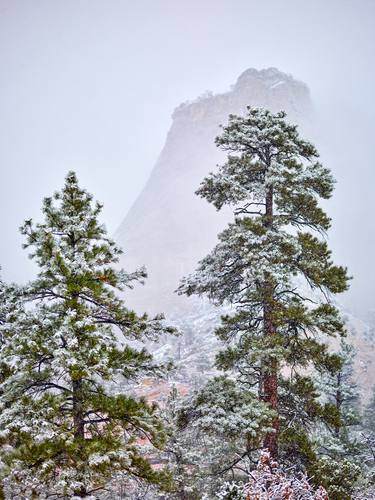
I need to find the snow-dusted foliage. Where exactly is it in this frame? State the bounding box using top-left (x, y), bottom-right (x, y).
top-left (316, 340), bottom-right (362, 457)
top-left (311, 456), bottom-right (360, 500)
top-left (0, 172), bottom-right (174, 498)
top-left (0, 274), bottom-right (5, 329)
top-left (158, 386), bottom-right (206, 499)
top-left (215, 450), bottom-right (328, 499)
top-left (354, 485), bottom-right (375, 500)
top-left (356, 385), bottom-right (375, 489)
top-left (161, 379), bottom-right (274, 498)
top-left (0, 275), bottom-right (20, 335)
top-left (185, 377), bottom-right (272, 438)
top-left (178, 107), bottom-right (351, 490)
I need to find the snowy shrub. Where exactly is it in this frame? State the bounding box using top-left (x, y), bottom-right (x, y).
top-left (216, 450), bottom-right (328, 500)
top-left (312, 456), bottom-right (361, 500)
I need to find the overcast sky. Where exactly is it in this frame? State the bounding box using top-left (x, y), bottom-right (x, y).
top-left (0, 0), bottom-right (374, 317)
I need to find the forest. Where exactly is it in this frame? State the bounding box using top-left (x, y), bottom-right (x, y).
top-left (0, 107), bottom-right (374, 499)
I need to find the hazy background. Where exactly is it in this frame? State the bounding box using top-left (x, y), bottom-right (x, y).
top-left (0, 0), bottom-right (374, 318)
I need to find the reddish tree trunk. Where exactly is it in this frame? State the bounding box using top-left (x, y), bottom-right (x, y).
top-left (262, 310), bottom-right (279, 457)
top-left (72, 378), bottom-right (87, 497)
top-left (262, 186), bottom-right (279, 458)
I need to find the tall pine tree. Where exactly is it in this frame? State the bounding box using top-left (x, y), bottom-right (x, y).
top-left (179, 107), bottom-right (349, 458)
top-left (0, 172), bottom-right (174, 498)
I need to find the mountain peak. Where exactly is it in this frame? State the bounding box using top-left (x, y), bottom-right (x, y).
top-left (115, 67), bottom-right (374, 393)
top-left (235, 67), bottom-right (299, 89)
top-left (172, 67), bottom-right (311, 123)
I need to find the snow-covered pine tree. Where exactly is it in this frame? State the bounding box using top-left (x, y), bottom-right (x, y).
top-left (162, 378), bottom-right (273, 499)
top-left (179, 107), bottom-right (349, 459)
top-left (160, 386), bottom-right (203, 500)
top-left (0, 278), bottom-right (3, 320)
top-left (0, 277), bottom-right (25, 500)
top-left (0, 275), bottom-right (19, 385)
top-left (363, 387), bottom-right (375, 435)
top-left (317, 339), bottom-right (361, 455)
top-left (309, 339), bottom-right (362, 499)
top-left (0, 273), bottom-right (6, 500)
top-left (0, 172), bottom-right (174, 498)
top-left (0, 273), bottom-right (7, 329)
top-left (361, 386), bottom-right (375, 473)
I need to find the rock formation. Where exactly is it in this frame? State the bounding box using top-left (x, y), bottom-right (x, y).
top-left (115, 67), bottom-right (374, 395)
top-left (115, 68), bottom-right (312, 316)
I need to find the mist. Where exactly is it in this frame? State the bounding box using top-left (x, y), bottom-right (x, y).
top-left (0, 0), bottom-right (374, 318)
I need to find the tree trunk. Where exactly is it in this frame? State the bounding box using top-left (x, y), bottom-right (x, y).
top-left (72, 378), bottom-right (85, 439)
top-left (262, 186), bottom-right (279, 458)
top-left (335, 372), bottom-right (342, 438)
top-left (70, 273), bottom-right (86, 497)
top-left (72, 378), bottom-right (86, 497)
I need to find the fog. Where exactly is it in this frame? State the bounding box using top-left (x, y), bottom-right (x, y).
top-left (0, 0), bottom-right (374, 318)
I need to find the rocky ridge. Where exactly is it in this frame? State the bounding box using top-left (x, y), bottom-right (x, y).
top-left (115, 67), bottom-right (312, 316)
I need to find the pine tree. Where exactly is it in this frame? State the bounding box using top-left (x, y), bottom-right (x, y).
top-left (163, 377), bottom-right (273, 499)
top-left (178, 107), bottom-right (349, 459)
top-left (0, 273), bottom-right (10, 331)
top-left (0, 172), bottom-right (174, 498)
top-left (364, 387), bottom-right (375, 435)
top-left (0, 276), bottom-right (4, 328)
top-left (316, 339), bottom-right (361, 456)
top-left (307, 340), bottom-right (362, 500)
top-left (0, 276), bottom-right (18, 385)
top-left (161, 386), bottom-right (202, 500)
top-left (361, 386), bottom-right (375, 473)
top-left (0, 274), bottom-right (7, 500)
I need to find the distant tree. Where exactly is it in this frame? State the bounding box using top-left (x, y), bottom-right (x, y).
top-left (0, 276), bottom-right (19, 389)
top-left (360, 385), bottom-right (375, 476)
top-left (300, 340), bottom-right (363, 500)
top-left (364, 386), bottom-right (375, 435)
top-left (161, 386), bottom-right (203, 500)
top-left (179, 107), bottom-right (349, 461)
top-left (163, 378), bottom-right (273, 499)
top-left (0, 274), bottom-right (14, 334)
top-left (0, 172), bottom-right (174, 498)
top-left (316, 340), bottom-right (361, 456)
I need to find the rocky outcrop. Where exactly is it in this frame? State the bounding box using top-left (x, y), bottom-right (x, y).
top-left (115, 67), bottom-right (374, 395)
top-left (115, 68), bottom-right (312, 316)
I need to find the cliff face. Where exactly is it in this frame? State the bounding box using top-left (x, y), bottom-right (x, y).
top-left (115, 68), bottom-right (312, 316)
top-left (115, 67), bottom-right (374, 395)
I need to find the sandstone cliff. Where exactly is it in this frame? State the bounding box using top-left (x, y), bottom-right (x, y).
top-left (115, 67), bottom-right (374, 395)
top-left (115, 68), bottom-right (312, 316)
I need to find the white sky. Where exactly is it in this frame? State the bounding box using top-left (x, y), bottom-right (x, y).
top-left (0, 0), bottom-right (374, 316)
